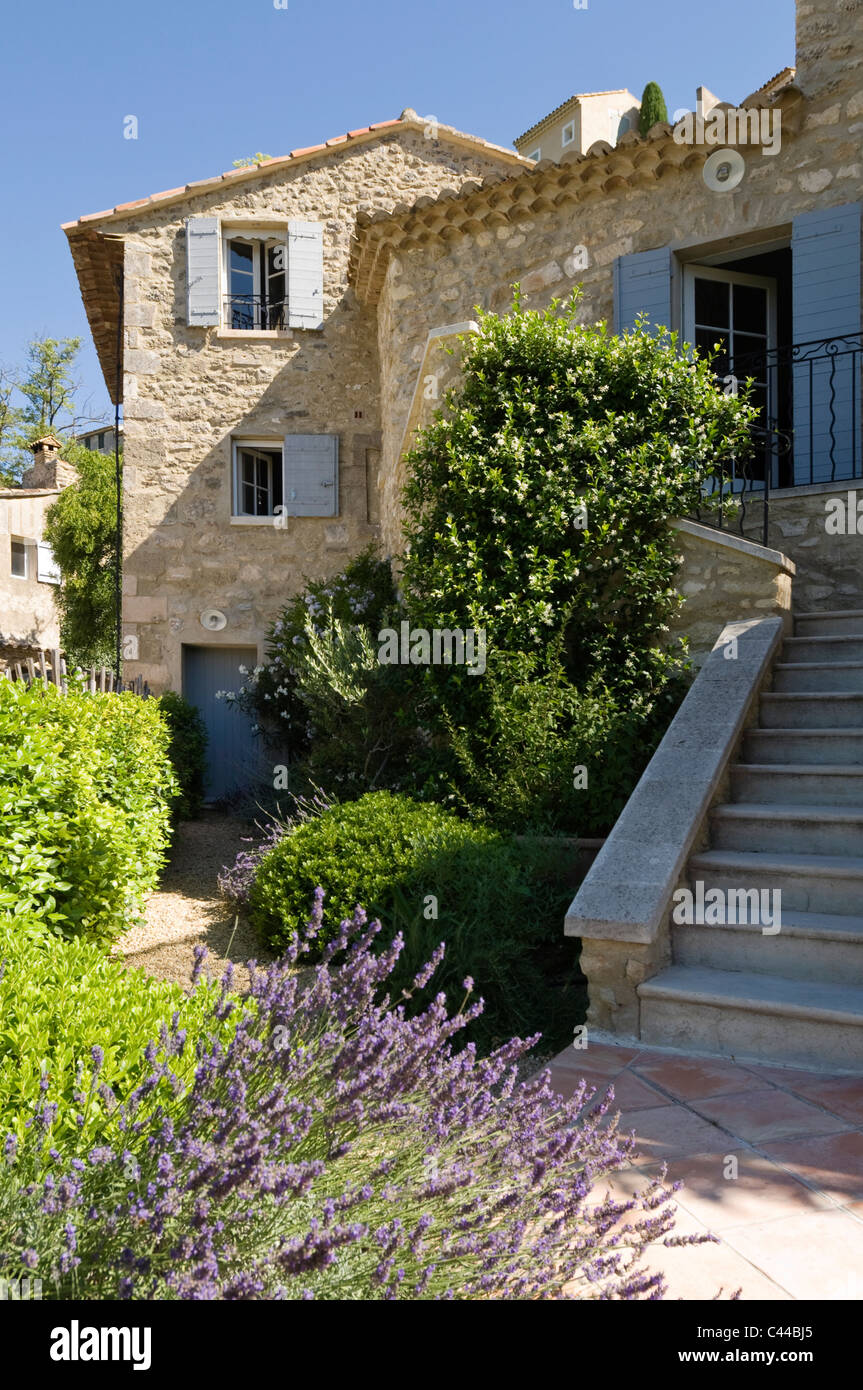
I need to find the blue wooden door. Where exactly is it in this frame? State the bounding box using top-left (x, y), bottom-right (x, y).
top-left (182, 645), bottom-right (261, 801)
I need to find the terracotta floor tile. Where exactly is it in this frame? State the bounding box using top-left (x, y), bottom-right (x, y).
top-left (722, 1210), bottom-right (863, 1300)
top-left (743, 1062), bottom-right (854, 1090)
top-left (760, 1130), bottom-right (863, 1205)
top-left (689, 1088), bottom-right (850, 1144)
top-left (623, 1103), bottom-right (729, 1163)
top-left (549, 1041), bottom-right (641, 1076)
top-left (645, 1227), bottom-right (792, 1301)
top-left (771, 1076), bottom-right (863, 1128)
top-left (636, 1150), bottom-right (832, 1231)
top-left (547, 1064), bottom-right (671, 1110)
top-left (631, 1054), bottom-right (770, 1101)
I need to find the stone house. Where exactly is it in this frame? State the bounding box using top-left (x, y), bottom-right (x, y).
top-left (0, 437), bottom-right (72, 664)
top-left (64, 0), bottom-right (860, 793)
top-left (62, 0), bottom-right (863, 1065)
top-left (63, 116), bottom-right (528, 795)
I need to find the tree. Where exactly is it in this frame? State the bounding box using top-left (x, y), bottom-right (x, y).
top-left (43, 442), bottom-right (117, 668)
top-left (232, 153), bottom-right (273, 168)
top-left (0, 336), bottom-right (88, 482)
top-left (0, 366), bottom-right (24, 485)
top-left (638, 82), bottom-right (669, 136)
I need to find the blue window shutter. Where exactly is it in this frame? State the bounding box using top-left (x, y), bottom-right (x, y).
top-left (287, 220), bottom-right (324, 330)
top-left (185, 217), bottom-right (221, 327)
top-left (613, 247), bottom-right (672, 334)
top-left (792, 203), bottom-right (861, 482)
top-left (283, 434), bottom-right (338, 516)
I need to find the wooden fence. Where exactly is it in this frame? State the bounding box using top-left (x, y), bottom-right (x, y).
top-left (0, 649), bottom-right (150, 697)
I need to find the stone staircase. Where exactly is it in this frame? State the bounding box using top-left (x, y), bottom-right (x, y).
top-left (638, 609), bottom-right (863, 1070)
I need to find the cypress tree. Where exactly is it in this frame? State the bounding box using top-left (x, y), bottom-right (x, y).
top-left (638, 82), bottom-right (669, 136)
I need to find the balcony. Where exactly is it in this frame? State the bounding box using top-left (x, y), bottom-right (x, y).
top-left (223, 295), bottom-right (288, 332)
top-left (692, 332), bottom-right (863, 544)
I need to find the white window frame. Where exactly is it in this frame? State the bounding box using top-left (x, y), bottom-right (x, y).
top-left (37, 541), bottom-right (61, 585)
top-left (11, 537), bottom-right (29, 580)
top-left (561, 121), bottom-right (576, 148)
top-left (683, 263), bottom-right (779, 493)
top-left (683, 264), bottom-right (778, 359)
top-left (231, 439), bottom-right (284, 524)
top-left (528, 147), bottom-right (542, 162)
top-left (221, 228), bottom-right (288, 334)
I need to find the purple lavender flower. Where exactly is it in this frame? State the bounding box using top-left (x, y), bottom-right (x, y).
top-left (0, 895), bottom-right (713, 1301)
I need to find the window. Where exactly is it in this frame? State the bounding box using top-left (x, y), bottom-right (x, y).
top-left (233, 445), bottom-right (283, 517)
top-left (224, 235), bottom-right (287, 330)
top-left (97, 432), bottom-right (105, 450)
top-left (528, 147), bottom-right (542, 162)
top-left (11, 539), bottom-right (27, 579)
top-left (231, 435), bottom-right (339, 520)
top-left (562, 121), bottom-right (576, 147)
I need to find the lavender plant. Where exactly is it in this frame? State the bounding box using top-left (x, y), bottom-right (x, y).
top-left (217, 788), bottom-right (334, 906)
top-left (0, 895), bottom-right (711, 1300)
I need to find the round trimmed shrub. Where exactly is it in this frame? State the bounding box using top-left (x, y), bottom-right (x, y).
top-left (248, 791), bottom-right (583, 1051)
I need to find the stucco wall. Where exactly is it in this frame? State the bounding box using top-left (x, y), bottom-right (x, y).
top-left (111, 129), bottom-right (521, 692)
top-left (0, 491), bottom-right (62, 652)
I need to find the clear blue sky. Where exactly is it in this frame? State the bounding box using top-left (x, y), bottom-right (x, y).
top-left (0, 0), bottom-right (795, 423)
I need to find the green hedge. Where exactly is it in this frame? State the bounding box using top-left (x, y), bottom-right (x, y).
top-left (249, 791), bottom-right (583, 1051)
top-left (158, 691), bottom-right (207, 821)
top-left (0, 913), bottom-right (223, 1150)
top-left (0, 680), bottom-right (176, 943)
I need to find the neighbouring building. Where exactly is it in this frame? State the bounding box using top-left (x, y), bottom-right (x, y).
top-left (0, 437), bottom-right (71, 664)
top-left (514, 88), bottom-right (641, 163)
top-left (63, 0), bottom-right (863, 799)
top-left (77, 422), bottom-right (122, 455)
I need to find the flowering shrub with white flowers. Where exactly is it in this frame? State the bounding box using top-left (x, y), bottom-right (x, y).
top-left (223, 545), bottom-right (398, 757)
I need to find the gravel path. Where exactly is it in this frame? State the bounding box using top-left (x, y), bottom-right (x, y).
top-left (116, 813), bottom-right (273, 991)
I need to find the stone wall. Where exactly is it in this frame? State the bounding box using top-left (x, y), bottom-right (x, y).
top-left (106, 127), bottom-right (520, 692)
top-left (669, 520), bottom-right (795, 663)
top-left (734, 482), bottom-right (863, 611)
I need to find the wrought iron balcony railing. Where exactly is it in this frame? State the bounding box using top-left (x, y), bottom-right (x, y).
top-left (691, 332), bottom-right (863, 546)
top-left (223, 295), bottom-right (287, 331)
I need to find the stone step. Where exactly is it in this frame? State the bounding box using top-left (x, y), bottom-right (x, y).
top-left (730, 762), bottom-right (863, 806)
top-left (783, 634), bottom-right (863, 663)
top-left (673, 910), bottom-right (863, 985)
top-left (773, 661), bottom-right (863, 693)
top-left (794, 609), bottom-right (863, 638)
top-left (689, 848), bottom-right (863, 916)
top-left (760, 691), bottom-right (863, 728)
top-left (639, 965), bottom-right (863, 1069)
top-left (710, 802), bottom-right (863, 856)
top-left (743, 729), bottom-right (863, 765)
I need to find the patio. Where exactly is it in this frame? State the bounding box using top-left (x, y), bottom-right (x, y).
top-left (550, 1039), bottom-right (863, 1299)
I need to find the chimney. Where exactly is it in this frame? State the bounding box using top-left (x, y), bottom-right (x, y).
top-left (20, 435), bottom-right (77, 490)
top-left (796, 0), bottom-right (863, 99)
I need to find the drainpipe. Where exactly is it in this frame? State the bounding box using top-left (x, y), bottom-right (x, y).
top-left (114, 266), bottom-right (124, 680)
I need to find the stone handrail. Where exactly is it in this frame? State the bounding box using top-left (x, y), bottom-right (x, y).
top-left (564, 617), bottom-right (784, 1034)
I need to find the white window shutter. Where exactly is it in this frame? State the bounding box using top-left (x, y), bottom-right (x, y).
top-left (287, 221), bottom-right (324, 330)
top-left (185, 216), bottom-right (221, 326)
top-left (283, 434), bottom-right (338, 516)
top-left (37, 541), bottom-right (61, 585)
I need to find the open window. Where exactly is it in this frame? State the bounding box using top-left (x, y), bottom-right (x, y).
top-left (224, 235), bottom-right (287, 331)
top-left (231, 435), bottom-right (338, 520)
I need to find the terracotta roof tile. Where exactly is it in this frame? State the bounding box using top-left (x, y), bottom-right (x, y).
top-left (350, 81), bottom-right (807, 304)
top-left (61, 116), bottom-right (528, 233)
